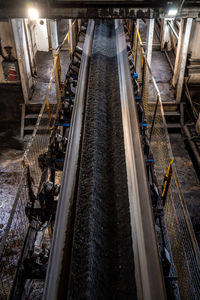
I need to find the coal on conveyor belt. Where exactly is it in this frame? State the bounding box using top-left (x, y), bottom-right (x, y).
top-left (68, 20), bottom-right (137, 300)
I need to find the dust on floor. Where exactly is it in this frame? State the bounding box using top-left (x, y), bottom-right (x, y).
top-left (0, 122), bottom-right (24, 239)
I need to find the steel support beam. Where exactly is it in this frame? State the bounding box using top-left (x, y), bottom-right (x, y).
top-left (132, 19), bottom-right (139, 66)
top-left (49, 19), bottom-right (61, 102)
top-left (1, 5), bottom-right (200, 19)
top-left (50, 19), bottom-right (59, 56)
top-left (145, 19), bottom-right (154, 66)
top-left (167, 20), bottom-right (179, 40)
top-left (11, 19), bottom-right (30, 104)
top-left (143, 19), bottom-right (154, 103)
top-left (172, 18), bottom-right (184, 87)
top-left (160, 18), bottom-right (167, 50)
top-left (176, 18), bottom-right (193, 104)
top-left (68, 19), bottom-right (74, 58)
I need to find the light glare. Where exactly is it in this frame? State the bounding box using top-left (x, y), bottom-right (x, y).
top-left (28, 8), bottom-right (39, 20)
top-left (168, 9), bottom-right (178, 16)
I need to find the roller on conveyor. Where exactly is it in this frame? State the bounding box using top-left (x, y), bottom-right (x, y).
top-left (43, 20), bottom-right (167, 300)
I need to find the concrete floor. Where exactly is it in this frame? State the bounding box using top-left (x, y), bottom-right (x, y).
top-left (139, 19), bottom-right (176, 102)
top-left (31, 50), bottom-right (70, 103)
top-left (152, 50), bottom-right (175, 102)
top-left (0, 122), bottom-right (24, 239)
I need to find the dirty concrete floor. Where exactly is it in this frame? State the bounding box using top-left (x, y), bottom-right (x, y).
top-left (152, 51), bottom-right (175, 102)
top-left (0, 85), bottom-right (23, 122)
top-left (31, 50), bottom-right (70, 103)
top-left (0, 122), bottom-right (24, 240)
top-left (169, 133), bottom-right (200, 244)
top-left (139, 19), bottom-right (175, 102)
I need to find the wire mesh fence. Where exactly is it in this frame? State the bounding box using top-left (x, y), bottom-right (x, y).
top-left (23, 66), bottom-right (60, 193)
top-left (133, 23), bottom-right (200, 300)
top-left (0, 78), bottom-right (59, 300)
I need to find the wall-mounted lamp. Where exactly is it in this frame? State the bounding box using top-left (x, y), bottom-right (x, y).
top-left (28, 8), bottom-right (39, 20)
top-left (167, 8), bottom-right (178, 17)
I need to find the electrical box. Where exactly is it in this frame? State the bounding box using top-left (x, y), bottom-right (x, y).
top-left (2, 60), bottom-right (20, 81)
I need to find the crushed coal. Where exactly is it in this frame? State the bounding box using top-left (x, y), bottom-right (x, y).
top-left (68, 20), bottom-right (137, 300)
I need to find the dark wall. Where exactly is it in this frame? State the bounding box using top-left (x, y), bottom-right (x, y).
top-left (0, 84), bottom-right (23, 122)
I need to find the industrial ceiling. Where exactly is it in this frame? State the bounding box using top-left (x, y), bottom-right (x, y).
top-left (0, 0), bottom-right (200, 19)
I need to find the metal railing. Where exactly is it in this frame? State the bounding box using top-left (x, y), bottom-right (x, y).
top-left (133, 22), bottom-right (200, 300)
top-left (0, 21), bottom-right (77, 299)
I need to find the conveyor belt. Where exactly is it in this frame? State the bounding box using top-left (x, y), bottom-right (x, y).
top-left (68, 20), bottom-right (137, 300)
top-left (43, 20), bottom-right (166, 300)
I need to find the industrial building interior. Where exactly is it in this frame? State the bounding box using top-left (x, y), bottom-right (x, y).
top-left (0, 1), bottom-right (200, 299)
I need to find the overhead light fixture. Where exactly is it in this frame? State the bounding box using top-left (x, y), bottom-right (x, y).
top-left (28, 8), bottom-right (39, 20)
top-left (167, 9), bottom-right (178, 17)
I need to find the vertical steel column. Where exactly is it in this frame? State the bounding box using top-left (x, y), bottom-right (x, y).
top-left (135, 21), bottom-right (143, 83)
top-left (161, 19), bottom-right (167, 50)
top-left (172, 18), bottom-right (184, 87)
top-left (145, 19), bottom-right (155, 66)
top-left (132, 19), bottom-right (139, 67)
top-left (176, 18), bottom-right (193, 104)
top-left (11, 19), bottom-right (30, 104)
top-left (143, 19), bottom-right (154, 101)
top-left (69, 19), bottom-right (74, 58)
top-left (50, 19), bottom-right (58, 56)
top-left (128, 19), bottom-right (133, 46)
top-left (49, 19), bottom-right (61, 102)
top-left (78, 19), bottom-right (81, 33)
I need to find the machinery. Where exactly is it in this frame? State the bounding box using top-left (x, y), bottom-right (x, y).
top-left (5, 19), bottom-right (183, 300)
top-left (0, 4), bottom-right (200, 299)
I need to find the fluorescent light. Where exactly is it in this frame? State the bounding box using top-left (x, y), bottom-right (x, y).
top-left (168, 9), bottom-right (178, 16)
top-left (28, 8), bottom-right (39, 20)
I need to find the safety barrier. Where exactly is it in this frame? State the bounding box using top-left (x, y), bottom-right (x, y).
top-left (133, 22), bottom-right (200, 300)
top-left (0, 21), bottom-right (77, 300)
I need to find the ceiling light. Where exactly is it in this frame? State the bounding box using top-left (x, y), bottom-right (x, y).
top-left (28, 8), bottom-right (39, 20)
top-left (167, 9), bottom-right (178, 17)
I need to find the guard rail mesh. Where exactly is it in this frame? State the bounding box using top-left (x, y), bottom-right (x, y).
top-left (134, 25), bottom-right (200, 300)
